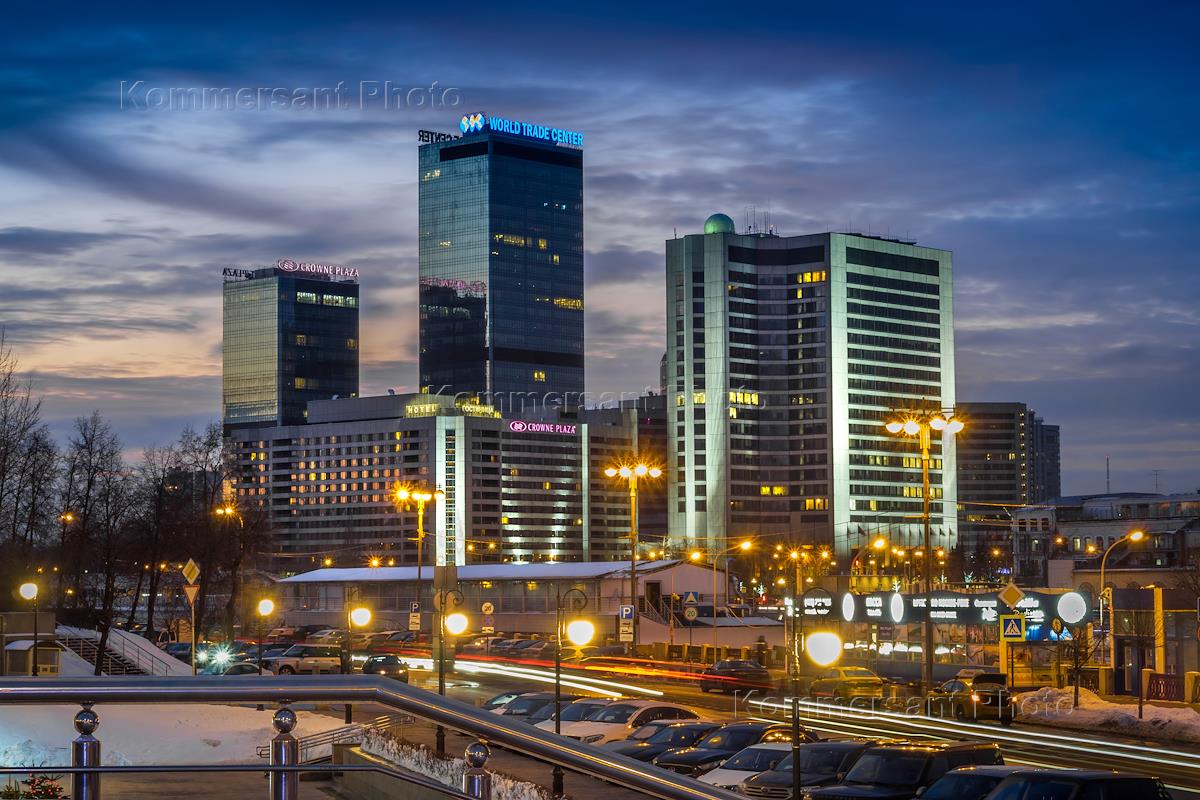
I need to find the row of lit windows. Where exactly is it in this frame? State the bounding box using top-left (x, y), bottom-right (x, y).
top-left (296, 292), bottom-right (359, 308)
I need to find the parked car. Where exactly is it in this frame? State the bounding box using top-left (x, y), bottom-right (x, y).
top-left (531, 697), bottom-right (611, 730)
top-left (495, 692), bottom-right (578, 721)
top-left (741, 740), bottom-right (891, 798)
top-left (699, 660), bottom-right (774, 693)
top-left (163, 642), bottom-right (192, 662)
top-left (919, 765), bottom-right (1028, 800)
top-left (808, 742), bottom-right (1003, 800)
top-left (480, 691), bottom-right (523, 711)
top-left (306, 629), bottom-right (346, 646)
top-left (605, 721), bottom-right (721, 762)
top-left (360, 654), bottom-right (410, 682)
top-left (808, 667), bottom-right (885, 701)
top-left (698, 742), bottom-right (791, 789)
top-left (559, 700), bottom-right (700, 744)
top-left (981, 769), bottom-right (1174, 800)
top-left (221, 661), bottom-right (266, 676)
top-left (926, 673), bottom-right (1014, 725)
top-left (652, 722), bottom-right (796, 776)
top-left (269, 644), bottom-right (342, 675)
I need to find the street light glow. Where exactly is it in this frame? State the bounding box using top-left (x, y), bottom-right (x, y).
top-left (257, 598), bottom-right (275, 617)
top-left (806, 631), bottom-right (843, 667)
top-left (444, 612), bottom-right (469, 636)
top-left (604, 467), bottom-right (617, 478)
top-left (884, 421), bottom-right (904, 434)
top-left (689, 550), bottom-right (702, 561)
top-left (349, 607), bottom-right (371, 627)
top-left (565, 619), bottom-right (595, 646)
top-left (18, 582), bottom-right (38, 601)
top-left (739, 540), bottom-right (752, 551)
top-left (1128, 529), bottom-right (1146, 542)
top-left (902, 419), bottom-right (920, 436)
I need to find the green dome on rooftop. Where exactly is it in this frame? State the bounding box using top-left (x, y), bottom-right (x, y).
top-left (703, 213), bottom-right (735, 234)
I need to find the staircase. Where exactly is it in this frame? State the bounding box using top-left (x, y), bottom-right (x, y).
top-left (57, 626), bottom-right (190, 676)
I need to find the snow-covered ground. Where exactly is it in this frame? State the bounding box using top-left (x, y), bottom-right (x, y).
top-left (0, 703), bottom-right (345, 766)
top-left (1017, 686), bottom-right (1200, 743)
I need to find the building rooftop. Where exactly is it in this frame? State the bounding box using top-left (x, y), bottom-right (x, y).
top-left (279, 559), bottom-right (685, 584)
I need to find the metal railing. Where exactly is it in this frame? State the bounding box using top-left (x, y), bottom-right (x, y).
top-left (0, 675), bottom-right (738, 800)
top-left (56, 626), bottom-right (184, 677)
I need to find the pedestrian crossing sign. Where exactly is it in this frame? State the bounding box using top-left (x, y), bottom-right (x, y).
top-left (682, 591), bottom-right (700, 606)
top-left (1000, 614), bottom-right (1026, 642)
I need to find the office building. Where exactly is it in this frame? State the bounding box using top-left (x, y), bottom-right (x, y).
top-left (665, 214), bottom-right (957, 560)
top-left (222, 263), bottom-right (360, 430)
top-left (418, 114), bottom-right (585, 412)
top-left (956, 402), bottom-right (1061, 561)
top-left (227, 393), bottom-right (641, 569)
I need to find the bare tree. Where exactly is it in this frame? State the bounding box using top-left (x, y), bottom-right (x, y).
top-left (1055, 623), bottom-right (1103, 708)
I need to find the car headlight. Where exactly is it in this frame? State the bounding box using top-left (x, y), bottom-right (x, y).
top-left (581, 734), bottom-right (604, 744)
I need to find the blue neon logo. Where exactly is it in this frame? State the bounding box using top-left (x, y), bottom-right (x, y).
top-left (460, 113), bottom-right (485, 134)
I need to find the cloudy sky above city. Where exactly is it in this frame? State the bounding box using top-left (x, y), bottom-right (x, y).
top-left (1, 2), bottom-right (1197, 495)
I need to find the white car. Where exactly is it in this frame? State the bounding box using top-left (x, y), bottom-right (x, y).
top-left (697, 743), bottom-right (790, 789)
top-left (533, 698), bottom-right (612, 732)
top-left (558, 701), bottom-right (699, 744)
top-left (269, 644), bottom-right (342, 674)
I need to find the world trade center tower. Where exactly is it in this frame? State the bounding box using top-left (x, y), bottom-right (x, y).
top-left (417, 114), bottom-right (585, 414)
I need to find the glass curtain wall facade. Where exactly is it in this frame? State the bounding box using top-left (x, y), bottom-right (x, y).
top-left (665, 220), bottom-right (956, 560)
top-left (419, 128), bottom-right (584, 413)
top-left (222, 269), bottom-right (360, 430)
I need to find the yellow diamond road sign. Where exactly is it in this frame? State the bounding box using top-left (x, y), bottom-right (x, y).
top-left (182, 559), bottom-right (200, 585)
top-left (998, 582), bottom-right (1025, 610)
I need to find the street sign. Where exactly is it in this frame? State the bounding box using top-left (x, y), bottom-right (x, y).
top-left (481, 602), bottom-right (495, 615)
top-left (408, 612), bottom-right (421, 632)
top-left (182, 584), bottom-right (199, 606)
top-left (410, 602), bottom-right (420, 614)
top-left (619, 605), bottom-right (635, 621)
top-left (998, 582), bottom-right (1025, 610)
top-left (482, 613), bottom-right (496, 634)
top-left (182, 559), bottom-right (200, 585)
top-left (683, 606), bottom-right (699, 622)
top-left (681, 591), bottom-right (700, 606)
top-left (1000, 614), bottom-right (1026, 642)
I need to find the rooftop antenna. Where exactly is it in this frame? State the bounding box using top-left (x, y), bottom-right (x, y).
top-left (1152, 469), bottom-right (1162, 493)
top-left (1105, 456), bottom-right (1111, 494)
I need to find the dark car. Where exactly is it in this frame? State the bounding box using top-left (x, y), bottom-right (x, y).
top-left (497, 692), bottom-right (578, 721)
top-left (808, 742), bottom-right (1003, 800)
top-left (926, 673), bottom-right (1014, 725)
top-left (652, 722), bottom-right (795, 776)
top-left (981, 770), bottom-right (1174, 800)
top-left (163, 642), bottom-right (192, 662)
top-left (919, 766), bottom-right (1027, 800)
top-left (481, 691), bottom-right (523, 711)
top-left (528, 697), bottom-right (610, 729)
top-left (741, 740), bottom-right (884, 798)
top-left (361, 654), bottom-right (410, 682)
top-left (699, 659), bottom-right (775, 693)
top-left (606, 721), bottom-right (722, 762)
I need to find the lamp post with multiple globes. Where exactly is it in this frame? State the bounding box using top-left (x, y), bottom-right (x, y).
top-left (884, 411), bottom-right (964, 691)
top-left (603, 462), bottom-right (662, 654)
top-left (393, 482), bottom-right (444, 635)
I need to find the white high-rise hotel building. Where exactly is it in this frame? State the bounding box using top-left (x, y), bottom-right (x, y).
top-left (665, 214), bottom-right (957, 560)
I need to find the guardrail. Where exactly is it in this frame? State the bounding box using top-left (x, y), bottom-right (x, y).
top-left (0, 675), bottom-right (738, 800)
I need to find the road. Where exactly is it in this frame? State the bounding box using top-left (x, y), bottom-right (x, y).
top-left (388, 652), bottom-right (1200, 798)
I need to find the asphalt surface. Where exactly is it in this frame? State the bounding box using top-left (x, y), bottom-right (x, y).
top-left (388, 653), bottom-right (1200, 798)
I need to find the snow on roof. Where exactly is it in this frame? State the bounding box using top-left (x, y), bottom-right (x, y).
top-left (279, 559), bottom-right (684, 584)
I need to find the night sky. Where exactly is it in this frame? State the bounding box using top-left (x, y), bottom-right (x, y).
top-left (2, 2), bottom-right (1197, 495)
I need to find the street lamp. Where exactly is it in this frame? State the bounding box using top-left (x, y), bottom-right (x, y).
top-left (343, 605), bottom-right (371, 675)
top-left (434, 588), bottom-right (466, 755)
top-left (18, 582), bottom-right (39, 677)
top-left (693, 539), bottom-right (753, 663)
top-left (552, 587), bottom-right (590, 797)
top-left (256, 598), bottom-right (275, 675)
top-left (884, 410), bottom-right (964, 691)
top-left (1099, 529), bottom-right (1146, 664)
top-left (788, 630), bottom-right (842, 800)
top-left (394, 482), bottom-right (445, 637)
top-left (603, 461), bottom-right (663, 655)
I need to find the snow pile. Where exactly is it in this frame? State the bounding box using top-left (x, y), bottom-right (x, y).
top-left (0, 703), bottom-right (344, 766)
top-left (1017, 686), bottom-right (1200, 743)
top-left (361, 728), bottom-right (553, 800)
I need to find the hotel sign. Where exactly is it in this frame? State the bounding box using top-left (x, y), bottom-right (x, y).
top-left (507, 420), bottom-right (578, 435)
top-left (276, 259), bottom-right (359, 281)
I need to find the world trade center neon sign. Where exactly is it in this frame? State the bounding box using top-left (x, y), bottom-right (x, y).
top-left (460, 113), bottom-right (584, 147)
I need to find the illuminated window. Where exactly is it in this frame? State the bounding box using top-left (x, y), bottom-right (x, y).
top-left (675, 394), bottom-right (685, 406)
top-left (294, 378), bottom-right (307, 389)
top-left (295, 334), bottom-right (307, 345)
top-left (760, 485), bottom-right (772, 496)
top-left (422, 169), bottom-right (441, 181)
top-left (346, 338), bottom-right (358, 350)
top-left (493, 233), bottom-right (527, 246)
top-left (532, 370), bottom-right (546, 382)
top-left (804, 498), bottom-right (828, 510)
top-left (537, 238), bottom-right (547, 250)
top-left (692, 392), bottom-right (706, 404)
top-left (552, 254), bottom-right (560, 265)
top-left (297, 291), bottom-right (318, 304)
top-left (553, 297), bottom-right (583, 310)
top-left (543, 481), bottom-right (552, 490)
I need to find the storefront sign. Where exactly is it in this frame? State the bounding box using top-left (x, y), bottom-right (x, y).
top-left (842, 589), bottom-right (1089, 628)
top-left (507, 420), bottom-right (577, 435)
top-left (801, 588), bottom-right (832, 617)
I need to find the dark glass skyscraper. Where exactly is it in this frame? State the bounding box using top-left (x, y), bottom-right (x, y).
top-left (222, 264), bottom-right (360, 430)
top-left (418, 115), bottom-right (584, 412)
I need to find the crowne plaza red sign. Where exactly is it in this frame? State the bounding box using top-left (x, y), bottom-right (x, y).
top-left (507, 420), bottom-right (577, 435)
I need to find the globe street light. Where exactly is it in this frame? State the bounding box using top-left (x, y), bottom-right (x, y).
top-left (552, 587), bottom-right (590, 796)
top-left (603, 462), bottom-right (663, 655)
top-left (256, 598), bottom-right (275, 675)
top-left (434, 587), bottom-right (466, 755)
top-left (884, 410), bottom-right (964, 691)
top-left (789, 630), bottom-right (843, 800)
top-left (394, 482), bottom-right (445, 640)
top-left (1099, 529), bottom-right (1146, 664)
top-left (18, 582), bottom-right (38, 677)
